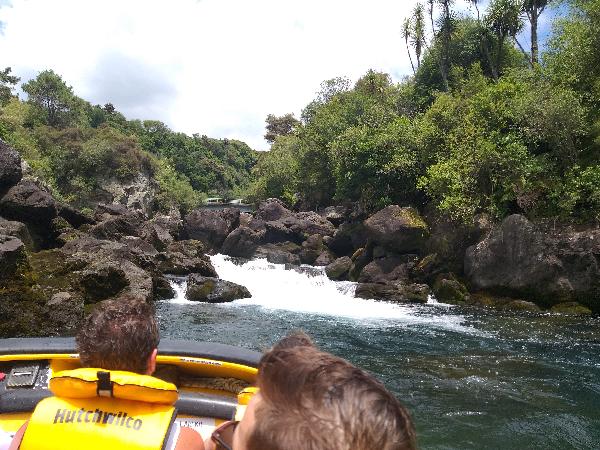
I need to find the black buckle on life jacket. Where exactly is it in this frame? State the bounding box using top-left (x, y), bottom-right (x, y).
top-left (97, 371), bottom-right (113, 397)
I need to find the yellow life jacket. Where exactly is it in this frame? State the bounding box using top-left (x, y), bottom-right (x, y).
top-left (20, 368), bottom-right (178, 450)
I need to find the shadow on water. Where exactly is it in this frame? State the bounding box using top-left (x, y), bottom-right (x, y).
top-left (157, 256), bottom-right (600, 450)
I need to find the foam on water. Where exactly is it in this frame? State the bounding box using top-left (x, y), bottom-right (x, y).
top-left (166, 254), bottom-right (478, 334)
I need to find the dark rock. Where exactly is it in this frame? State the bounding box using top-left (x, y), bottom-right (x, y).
top-left (320, 205), bottom-right (350, 227)
top-left (348, 245), bottom-right (373, 281)
top-left (186, 274), bottom-right (251, 303)
top-left (239, 212), bottom-right (253, 228)
top-left (184, 208), bottom-right (240, 250)
top-left (550, 302), bottom-right (592, 315)
top-left (364, 205), bottom-right (429, 254)
top-left (153, 275), bottom-right (176, 300)
top-left (255, 198), bottom-right (292, 222)
top-left (328, 222), bottom-right (368, 257)
top-left (432, 274), bottom-right (469, 305)
top-left (255, 242), bottom-right (301, 265)
top-left (357, 255), bottom-right (417, 283)
top-left (159, 240), bottom-right (216, 276)
top-left (355, 282), bottom-right (429, 304)
top-left (58, 204), bottom-right (95, 228)
top-left (410, 253), bottom-right (445, 284)
top-left (221, 226), bottom-right (264, 258)
top-left (93, 203), bottom-right (131, 221)
top-left (89, 211), bottom-right (146, 241)
top-left (0, 217), bottom-right (33, 250)
top-left (299, 234), bottom-right (324, 265)
top-left (0, 180), bottom-right (58, 227)
top-left (465, 214), bottom-right (600, 311)
top-left (325, 257), bottom-right (352, 280)
top-left (46, 292), bottom-right (84, 334)
top-left (140, 220), bottom-right (175, 252)
top-left (0, 140), bottom-right (22, 195)
top-left (0, 235), bottom-right (27, 280)
top-left (79, 263), bottom-right (129, 303)
top-left (314, 250), bottom-right (336, 266)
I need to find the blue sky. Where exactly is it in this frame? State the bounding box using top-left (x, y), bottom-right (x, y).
top-left (0, 0), bottom-right (563, 150)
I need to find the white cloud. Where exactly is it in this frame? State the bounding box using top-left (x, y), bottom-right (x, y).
top-left (0, 0), bottom-right (555, 150)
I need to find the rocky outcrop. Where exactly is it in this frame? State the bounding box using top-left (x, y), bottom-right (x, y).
top-left (184, 208), bottom-right (240, 250)
top-left (325, 257), bottom-right (352, 280)
top-left (0, 140), bottom-right (22, 196)
top-left (255, 242), bottom-right (301, 265)
top-left (186, 274), bottom-right (251, 303)
top-left (0, 217), bottom-right (33, 250)
top-left (97, 172), bottom-right (158, 216)
top-left (159, 240), bottom-right (217, 276)
top-left (465, 214), bottom-right (600, 311)
top-left (432, 274), bottom-right (469, 305)
top-left (357, 255), bottom-right (417, 283)
top-left (0, 180), bottom-right (58, 227)
top-left (221, 226), bottom-right (264, 258)
top-left (0, 235), bottom-right (27, 280)
top-left (364, 206), bottom-right (429, 254)
top-left (355, 282), bottom-right (430, 304)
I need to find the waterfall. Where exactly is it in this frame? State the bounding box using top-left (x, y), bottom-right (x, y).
top-left (165, 254), bottom-right (476, 334)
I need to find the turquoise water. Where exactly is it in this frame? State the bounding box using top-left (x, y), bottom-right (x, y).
top-left (157, 256), bottom-right (600, 449)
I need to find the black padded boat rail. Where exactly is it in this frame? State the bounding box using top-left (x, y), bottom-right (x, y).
top-left (0, 389), bottom-right (52, 413)
top-left (0, 388), bottom-right (237, 419)
top-left (175, 392), bottom-right (238, 420)
top-left (0, 338), bottom-right (262, 367)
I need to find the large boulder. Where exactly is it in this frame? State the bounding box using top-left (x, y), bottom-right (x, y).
top-left (357, 255), bottom-right (417, 283)
top-left (0, 217), bottom-right (33, 250)
top-left (255, 242), bottom-right (301, 265)
top-left (299, 234), bottom-right (325, 265)
top-left (355, 282), bottom-right (430, 304)
top-left (184, 208), bottom-right (240, 250)
top-left (221, 226), bottom-right (264, 258)
top-left (432, 274), bottom-right (469, 305)
top-left (325, 257), bottom-right (352, 281)
top-left (0, 235), bottom-right (27, 280)
top-left (89, 210), bottom-right (146, 241)
top-left (364, 206), bottom-right (429, 254)
top-left (186, 274), bottom-right (251, 303)
top-left (327, 222), bottom-right (369, 257)
top-left (0, 140), bottom-right (22, 195)
top-left (159, 240), bottom-right (217, 276)
top-left (0, 180), bottom-right (58, 227)
top-left (255, 198), bottom-right (292, 222)
top-left (465, 214), bottom-right (600, 311)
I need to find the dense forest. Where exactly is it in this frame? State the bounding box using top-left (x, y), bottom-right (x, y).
top-left (249, 0), bottom-right (600, 224)
top-left (0, 68), bottom-right (257, 214)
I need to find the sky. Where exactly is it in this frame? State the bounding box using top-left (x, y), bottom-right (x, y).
top-left (0, 0), bottom-right (557, 150)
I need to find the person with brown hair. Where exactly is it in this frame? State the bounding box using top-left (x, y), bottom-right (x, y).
top-left (207, 332), bottom-right (417, 450)
top-left (9, 299), bottom-right (204, 450)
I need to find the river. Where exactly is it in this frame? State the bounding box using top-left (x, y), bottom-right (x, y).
top-left (156, 254), bottom-right (600, 449)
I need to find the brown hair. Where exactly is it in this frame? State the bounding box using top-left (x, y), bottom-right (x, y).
top-left (76, 299), bottom-right (159, 374)
top-left (247, 332), bottom-right (417, 450)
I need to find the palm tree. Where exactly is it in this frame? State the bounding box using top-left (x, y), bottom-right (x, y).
top-left (402, 18), bottom-right (416, 74)
top-left (485, 0), bottom-right (525, 79)
top-left (411, 3), bottom-right (427, 68)
top-left (523, 0), bottom-right (550, 65)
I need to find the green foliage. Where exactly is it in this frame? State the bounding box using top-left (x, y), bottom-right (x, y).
top-left (0, 67), bottom-right (20, 106)
top-left (21, 70), bottom-right (78, 128)
top-left (264, 113), bottom-right (300, 144)
top-left (154, 158), bottom-right (203, 214)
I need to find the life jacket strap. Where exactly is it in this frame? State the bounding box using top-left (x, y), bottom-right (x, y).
top-left (96, 370), bottom-right (113, 397)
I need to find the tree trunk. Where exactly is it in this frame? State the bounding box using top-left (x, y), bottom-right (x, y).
top-left (531, 8), bottom-right (539, 65)
top-left (406, 39), bottom-right (416, 74)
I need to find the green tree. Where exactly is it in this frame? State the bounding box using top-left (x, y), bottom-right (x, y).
top-left (0, 67), bottom-right (20, 106)
top-left (484, 0), bottom-right (525, 79)
top-left (264, 113), bottom-right (300, 144)
top-left (22, 70), bottom-right (76, 127)
top-left (402, 18), bottom-right (416, 74)
top-left (523, 0), bottom-right (550, 65)
top-left (412, 4), bottom-right (427, 68)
